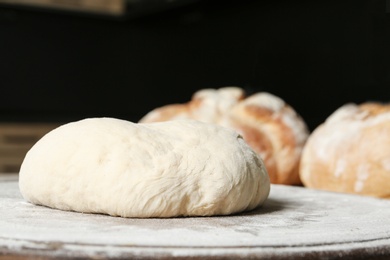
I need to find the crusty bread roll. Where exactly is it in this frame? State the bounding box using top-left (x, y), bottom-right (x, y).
top-left (300, 102), bottom-right (390, 198)
top-left (140, 87), bottom-right (309, 185)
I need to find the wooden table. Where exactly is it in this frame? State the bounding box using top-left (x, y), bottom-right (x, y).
top-left (1, 173), bottom-right (390, 259)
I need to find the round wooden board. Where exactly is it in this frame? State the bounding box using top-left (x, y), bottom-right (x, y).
top-left (1, 175), bottom-right (390, 259)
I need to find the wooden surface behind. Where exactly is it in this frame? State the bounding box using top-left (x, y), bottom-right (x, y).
top-left (0, 0), bottom-right (125, 15)
top-left (0, 123), bottom-right (59, 173)
top-left (1, 174), bottom-right (390, 259)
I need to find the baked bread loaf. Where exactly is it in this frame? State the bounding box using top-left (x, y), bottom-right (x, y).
top-left (140, 87), bottom-right (309, 185)
top-left (300, 102), bottom-right (390, 198)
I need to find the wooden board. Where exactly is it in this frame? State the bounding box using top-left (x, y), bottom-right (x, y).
top-left (0, 0), bottom-right (125, 15)
top-left (0, 123), bottom-right (59, 173)
top-left (1, 174), bottom-right (390, 259)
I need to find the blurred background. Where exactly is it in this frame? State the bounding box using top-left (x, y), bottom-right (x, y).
top-left (0, 0), bottom-right (389, 172)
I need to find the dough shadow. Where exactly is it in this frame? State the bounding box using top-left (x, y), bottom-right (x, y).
top-left (235, 198), bottom-right (287, 217)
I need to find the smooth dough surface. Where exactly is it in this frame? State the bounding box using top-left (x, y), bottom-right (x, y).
top-left (19, 118), bottom-right (270, 218)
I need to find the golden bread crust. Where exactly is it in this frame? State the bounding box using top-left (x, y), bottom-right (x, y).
top-left (140, 87), bottom-right (309, 185)
top-left (300, 102), bottom-right (390, 198)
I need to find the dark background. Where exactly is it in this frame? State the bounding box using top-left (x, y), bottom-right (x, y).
top-left (0, 0), bottom-right (389, 131)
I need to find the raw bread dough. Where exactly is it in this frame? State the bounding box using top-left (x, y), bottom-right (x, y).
top-left (19, 118), bottom-right (270, 218)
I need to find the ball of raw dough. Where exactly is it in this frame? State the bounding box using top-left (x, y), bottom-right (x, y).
top-left (300, 102), bottom-right (390, 198)
top-left (19, 118), bottom-right (270, 217)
